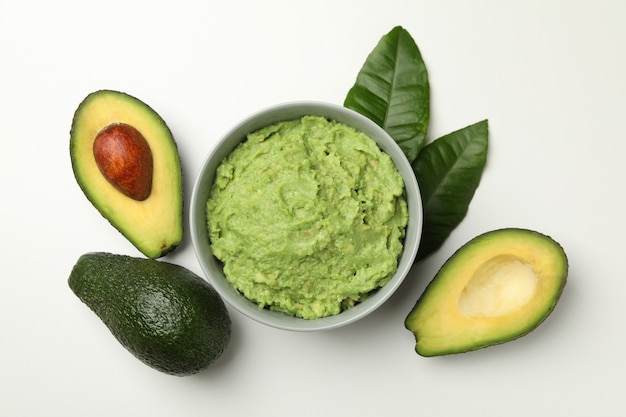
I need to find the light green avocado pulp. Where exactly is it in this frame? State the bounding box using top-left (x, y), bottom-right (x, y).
top-left (206, 116), bottom-right (408, 319)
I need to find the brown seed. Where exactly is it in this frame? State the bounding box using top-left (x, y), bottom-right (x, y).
top-left (93, 123), bottom-right (153, 201)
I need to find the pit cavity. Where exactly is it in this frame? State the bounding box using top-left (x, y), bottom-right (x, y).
top-left (458, 255), bottom-right (537, 318)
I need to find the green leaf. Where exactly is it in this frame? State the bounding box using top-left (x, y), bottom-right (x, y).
top-left (344, 26), bottom-right (489, 261)
top-left (413, 120), bottom-right (489, 261)
top-left (344, 26), bottom-right (430, 163)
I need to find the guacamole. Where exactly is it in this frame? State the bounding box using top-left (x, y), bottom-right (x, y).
top-left (207, 115), bottom-right (408, 319)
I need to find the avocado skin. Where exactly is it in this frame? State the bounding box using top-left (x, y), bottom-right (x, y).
top-left (69, 253), bottom-right (231, 376)
top-left (405, 228), bottom-right (568, 357)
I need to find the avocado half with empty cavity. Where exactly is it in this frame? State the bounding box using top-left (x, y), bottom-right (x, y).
top-left (70, 90), bottom-right (183, 259)
top-left (405, 228), bottom-right (568, 356)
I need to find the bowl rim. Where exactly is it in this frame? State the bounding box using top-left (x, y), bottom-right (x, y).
top-left (190, 100), bottom-right (422, 331)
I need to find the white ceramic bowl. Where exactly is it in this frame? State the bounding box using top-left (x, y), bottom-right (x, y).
top-left (190, 101), bottom-right (422, 331)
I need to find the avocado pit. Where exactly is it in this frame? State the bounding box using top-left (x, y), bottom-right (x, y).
top-left (93, 123), bottom-right (153, 201)
top-left (458, 254), bottom-right (537, 318)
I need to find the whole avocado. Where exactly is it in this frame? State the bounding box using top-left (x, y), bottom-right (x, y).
top-left (68, 252), bottom-right (231, 376)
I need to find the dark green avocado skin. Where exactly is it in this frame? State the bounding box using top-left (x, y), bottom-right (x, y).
top-left (69, 252), bottom-right (231, 376)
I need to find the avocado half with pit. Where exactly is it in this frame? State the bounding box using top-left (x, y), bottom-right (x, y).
top-left (70, 90), bottom-right (183, 259)
top-left (405, 228), bottom-right (568, 356)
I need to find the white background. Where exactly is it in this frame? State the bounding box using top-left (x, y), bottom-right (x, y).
top-left (2, 0), bottom-right (624, 415)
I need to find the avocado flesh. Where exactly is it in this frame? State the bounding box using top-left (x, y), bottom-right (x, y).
top-left (405, 228), bottom-right (568, 356)
top-left (68, 252), bottom-right (231, 376)
top-left (70, 90), bottom-right (183, 259)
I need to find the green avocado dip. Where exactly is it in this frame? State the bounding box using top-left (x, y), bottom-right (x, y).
top-left (206, 115), bottom-right (408, 319)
